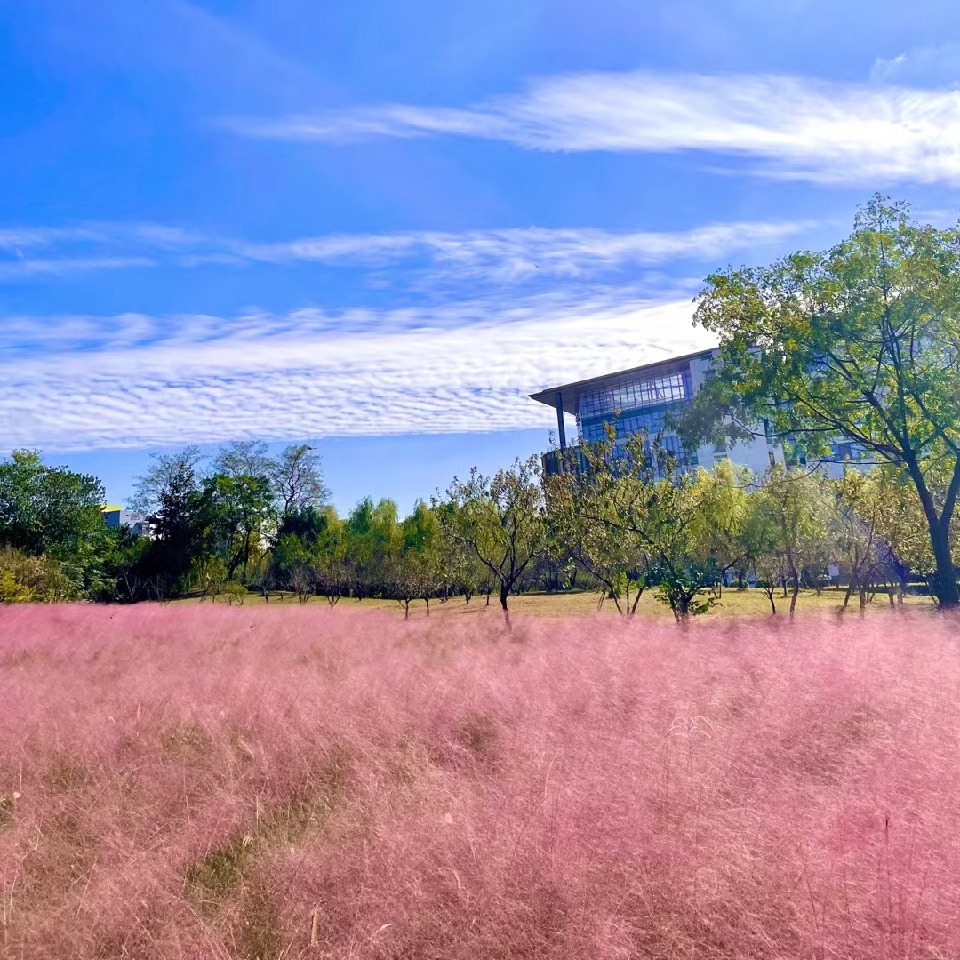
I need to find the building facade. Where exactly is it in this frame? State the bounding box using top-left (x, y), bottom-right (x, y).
top-left (531, 348), bottom-right (780, 476)
top-left (102, 506), bottom-right (155, 538)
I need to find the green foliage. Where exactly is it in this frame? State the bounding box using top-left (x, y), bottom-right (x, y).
top-left (201, 473), bottom-right (274, 581)
top-left (0, 547), bottom-right (78, 603)
top-left (441, 456), bottom-right (547, 618)
top-left (218, 580), bottom-right (248, 605)
top-left (546, 430), bottom-right (651, 615)
top-left (745, 465), bottom-right (833, 616)
top-left (687, 459), bottom-right (752, 589)
top-left (685, 196), bottom-right (960, 605)
top-left (0, 450), bottom-right (104, 558)
top-left (71, 526), bottom-right (152, 602)
top-left (132, 447), bottom-right (209, 597)
top-left (655, 570), bottom-right (714, 619)
top-left (126, 443), bottom-right (332, 599)
top-left (384, 502), bottom-right (444, 616)
top-left (548, 430), bottom-right (715, 621)
top-left (432, 499), bottom-right (492, 602)
top-left (344, 497), bottom-right (399, 599)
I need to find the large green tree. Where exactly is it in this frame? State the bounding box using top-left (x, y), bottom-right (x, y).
top-left (344, 497), bottom-right (399, 600)
top-left (201, 473), bottom-right (274, 581)
top-left (0, 450), bottom-right (104, 558)
top-left (686, 197), bottom-right (960, 606)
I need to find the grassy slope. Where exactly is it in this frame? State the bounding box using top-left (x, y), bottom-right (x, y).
top-left (2, 603), bottom-right (959, 959)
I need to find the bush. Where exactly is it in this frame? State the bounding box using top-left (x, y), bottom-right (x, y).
top-left (0, 547), bottom-right (77, 603)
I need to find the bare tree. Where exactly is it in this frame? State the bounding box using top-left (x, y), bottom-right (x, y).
top-left (271, 444), bottom-right (330, 517)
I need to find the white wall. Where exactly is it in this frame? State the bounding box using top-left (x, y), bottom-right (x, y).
top-left (688, 351), bottom-right (779, 477)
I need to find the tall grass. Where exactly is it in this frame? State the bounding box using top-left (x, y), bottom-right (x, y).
top-left (1, 604), bottom-right (959, 958)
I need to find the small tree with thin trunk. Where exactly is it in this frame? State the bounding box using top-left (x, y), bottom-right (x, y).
top-left (546, 435), bottom-right (650, 616)
top-left (441, 456), bottom-right (547, 625)
top-left (833, 468), bottom-right (888, 614)
top-left (748, 465), bottom-right (832, 618)
top-left (687, 458), bottom-right (752, 598)
top-left (547, 430), bottom-right (715, 622)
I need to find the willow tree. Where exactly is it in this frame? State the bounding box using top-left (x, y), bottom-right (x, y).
top-left (686, 197), bottom-right (960, 607)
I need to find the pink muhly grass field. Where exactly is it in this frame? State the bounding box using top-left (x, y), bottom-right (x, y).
top-left (2, 604), bottom-right (960, 959)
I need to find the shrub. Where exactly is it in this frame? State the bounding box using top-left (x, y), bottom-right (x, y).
top-left (0, 547), bottom-right (77, 602)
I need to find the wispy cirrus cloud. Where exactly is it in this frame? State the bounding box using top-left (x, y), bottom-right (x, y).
top-left (0, 222), bottom-right (210, 280)
top-left (0, 257), bottom-right (157, 280)
top-left (0, 290), bottom-right (715, 451)
top-left (0, 218), bottom-right (817, 283)
top-left (237, 220), bottom-right (815, 282)
top-left (221, 69), bottom-right (960, 185)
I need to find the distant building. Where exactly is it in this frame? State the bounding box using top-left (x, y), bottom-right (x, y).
top-left (101, 505), bottom-right (155, 538)
top-left (531, 348), bottom-right (780, 476)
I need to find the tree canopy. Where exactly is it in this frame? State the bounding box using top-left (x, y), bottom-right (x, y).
top-left (683, 196), bottom-right (960, 606)
top-left (0, 450), bottom-right (104, 557)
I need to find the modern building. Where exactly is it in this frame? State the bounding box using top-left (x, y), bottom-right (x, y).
top-left (102, 505), bottom-right (155, 538)
top-left (531, 347), bottom-right (780, 476)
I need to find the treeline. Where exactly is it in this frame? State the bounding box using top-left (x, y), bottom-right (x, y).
top-left (0, 430), bottom-right (949, 619)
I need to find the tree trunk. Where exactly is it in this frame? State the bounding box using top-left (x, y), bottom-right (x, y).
top-left (906, 458), bottom-right (959, 608)
top-left (499, 585), bottom-right (511, 627)
top-left (765, 589), bottom-right (776, 616)
top-left (928, 519), bottom-right (959, 607)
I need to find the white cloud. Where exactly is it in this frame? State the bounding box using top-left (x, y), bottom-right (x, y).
top-left (223, 69), bottom-right (960, 184)
top-left (0, 292), bottom-right (716, 451)
top-left (0, 218), bottom-right (815, 283)
top-left (237, 221), bottom-right (814, 281)
top-left (0, 257), bottom-right (156, 279)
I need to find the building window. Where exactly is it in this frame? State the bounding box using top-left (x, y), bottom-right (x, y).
top-left (577, 370), bottom-right (690, 421)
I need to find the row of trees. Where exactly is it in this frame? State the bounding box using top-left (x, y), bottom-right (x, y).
top-left (0, 442), bottom-right (328, 603)
top-left (550, 431), bottom-right (942, 618)
top-left (0, 434), bottom-right (947, 620)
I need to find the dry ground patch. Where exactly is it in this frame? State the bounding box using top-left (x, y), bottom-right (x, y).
top-left (175, 585), bottom-right (935, 619)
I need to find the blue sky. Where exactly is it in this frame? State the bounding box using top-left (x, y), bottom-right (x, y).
top-left (2, 0), bottom-right (960, 513)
